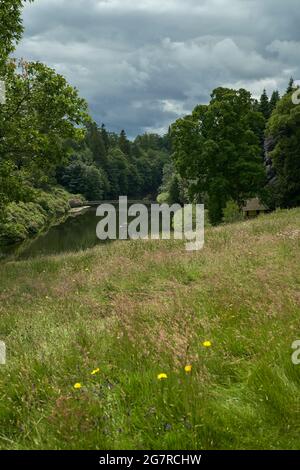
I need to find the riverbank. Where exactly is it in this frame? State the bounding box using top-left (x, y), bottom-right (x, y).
top-left (0, 208), bottom-right (299, 449)
top-left (0, 187), bottom-right (83, 247)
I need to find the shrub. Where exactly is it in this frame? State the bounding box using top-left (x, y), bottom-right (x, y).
top-left (222, 200), bottom-right (243, 224)
top-left (0, 188), bottom-right (71, 245)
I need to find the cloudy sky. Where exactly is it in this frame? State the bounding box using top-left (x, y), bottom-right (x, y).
top-left (17, 0), bottom-right (300, 138)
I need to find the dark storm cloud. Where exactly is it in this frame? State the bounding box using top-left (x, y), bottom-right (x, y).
top-left (16, 0), bottom-right (300, 137)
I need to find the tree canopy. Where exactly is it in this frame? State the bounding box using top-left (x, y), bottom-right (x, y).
top-left (172, 87), bottom-right (266, 224)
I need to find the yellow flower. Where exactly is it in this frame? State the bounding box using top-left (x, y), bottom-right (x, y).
top-left (74, 383), bottom-right (82, 389)
top-left (185, 365), bottom-right (192, 373)
top-left (157, 373), bottom-right (168, 380)
top-left (91, 368), bottom-right (100, 375)
top-left (203, 341), bottom-right (212, 348)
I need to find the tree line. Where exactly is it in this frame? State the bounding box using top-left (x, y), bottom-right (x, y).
top-left (57, 125), bottom-right (171, 201)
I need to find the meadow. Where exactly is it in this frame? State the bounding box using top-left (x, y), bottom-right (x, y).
top-left (0, 208), bottom-right (299, 449)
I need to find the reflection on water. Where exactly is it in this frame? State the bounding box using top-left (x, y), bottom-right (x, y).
top-left (0, 206), bottom-right (165, 261)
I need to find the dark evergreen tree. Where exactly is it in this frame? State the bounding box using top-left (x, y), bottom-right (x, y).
top-left (85, 122), bottom-right (108, 169)
top-left (269, 90), bottom-right (280, 113)
top-left (119, 130), bottom-right (131, 158)
top-left (101, 124), bottom-right (110, 152)
top-left (259, 89), bottom-right (270, 120)
top-left (287, 77), bottom-right (295, 94)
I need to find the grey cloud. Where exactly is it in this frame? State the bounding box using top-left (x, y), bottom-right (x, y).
top-left (16, 0), bottom-right (300, 137)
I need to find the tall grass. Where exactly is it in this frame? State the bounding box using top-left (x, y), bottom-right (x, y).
top-left (0, 209), bottom-right (299, 449)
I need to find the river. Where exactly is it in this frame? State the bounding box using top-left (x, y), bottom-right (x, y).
top-left (0, 205), bottom-right (166, 261)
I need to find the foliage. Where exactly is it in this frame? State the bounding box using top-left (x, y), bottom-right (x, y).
top-left (119, 129), bottom-right (131, 158)
top-left (265, 90), bottom-right (300, 208)
top-left (0, 187), bottom-right (71, 245)
top-left (269, 91), bottom-right (280, 114)
top-left (85, 122), bottom-right (108, 169)
top-left (172, 87), bottom-right (266, 224)
top-left (259, 89), bottom-right (270, 120)
top-left (61, 161), bottom-right (109, 201)
top-left (0, 60), bottom-right (89, 187)
top-left (222, 200), bottom-right (244, 224)
top-left (0, 0), bottom-right (33, 68)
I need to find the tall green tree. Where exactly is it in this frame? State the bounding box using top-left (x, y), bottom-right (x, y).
top-left (287, 77), bottom-right (295, 94)
top-left (0, 0), bottom-right (33, 68)
top-left (0, 60), bottom-right (89, 188)
top-left (259, 89), bottom-right (270, 120)
top-left (119, 129), bottom-right (131, 158)
top-left (101, 124), bottom-right (110, 152)
top-left (106, 148), bottom-right (130, 197)
top-left (172, 87), bottom-right (266, 224)
top-left (265, 92), bottom-right (300, 208)
top-left (61, 161), bottom-right (109, 200)
top-left (269, 90), bottom-right (280, 113)
top-left (85, 122), bottom-right (108, 169)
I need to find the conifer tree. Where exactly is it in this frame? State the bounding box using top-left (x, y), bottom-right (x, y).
top-left (259, 89), bottom-right (270, 120)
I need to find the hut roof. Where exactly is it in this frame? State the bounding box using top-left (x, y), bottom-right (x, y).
top-left (243, 198), bottom-right (268, 212)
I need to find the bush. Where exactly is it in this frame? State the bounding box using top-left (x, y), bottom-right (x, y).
top-left (0, 188), bottom-right (71, 245)
top-left (222, 200), bottom-right (243, 224)
top-left (157, 192), bottom-right (170, 204)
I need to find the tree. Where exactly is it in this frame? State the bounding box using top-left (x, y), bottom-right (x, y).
top-left (172, 87), bottom-right (266, 224)
top-left (119, 130), bottom-right (131, 158)
top-left (101, 124), bottom-right (110, 152)
top-left (287, 77), bottom-right (295, 94)
top-left (0, 0), bottom-right (33, 68)
top-left (265, 92), bottom-right (300, 208)
top-left (0, 60), bottom-right (89, 189)
top-left (259, 89), bottom-right (270, 120)
top-left (61, 161), bottom-right (109, 200)
top-left (269, 90), bottom-right (280, 113)
top-left (106, 148), bottom-right (130, 198)
top-left (85, 122), bottom-right (108, 169)
top-left (168, 175), bottom-right (181, 204)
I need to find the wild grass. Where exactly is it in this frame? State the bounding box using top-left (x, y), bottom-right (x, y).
top-left (0, 208), bottom-right (299, 449)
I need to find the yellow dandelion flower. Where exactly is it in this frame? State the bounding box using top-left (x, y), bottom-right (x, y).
top-left (185, 365), bottom-right (192, 373)
top-left (91, 368), bottom-right (100, 375)
top-left (157, 373), bottom-right (168, 380)
top-left (74, 383), bottom-right (82, 389)
top-left (203, 341), bottom-right (212, 348)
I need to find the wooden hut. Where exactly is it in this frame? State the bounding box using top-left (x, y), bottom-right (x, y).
top-left (243, 198), bottom-right (269, 218)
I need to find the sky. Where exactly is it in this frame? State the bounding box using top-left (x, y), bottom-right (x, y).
top-left (16, 0), bottom-right (300, 138)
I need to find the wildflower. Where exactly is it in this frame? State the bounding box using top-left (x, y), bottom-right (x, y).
top-left (203, 341), bottom-right (212, 348)
top-left (74, 383), bottom-right (82, 389)
top-left (157, 373), bottom-right (168, 380)
top-left (91, 368), bottom-right (100, 375)
top-left (185, 365), bottom-right (192, 373)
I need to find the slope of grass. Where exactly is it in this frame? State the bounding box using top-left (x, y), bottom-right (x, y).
top-left (0, 208), bottom-right (299, 450)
